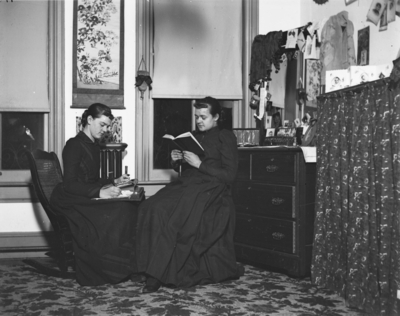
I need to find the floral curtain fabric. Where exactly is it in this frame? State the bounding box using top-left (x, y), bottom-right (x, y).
top-left (312, 79), bottom-right (400, 315)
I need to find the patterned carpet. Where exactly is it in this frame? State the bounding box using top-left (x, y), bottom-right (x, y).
top-left (0, 258), bottom-right (366, 316)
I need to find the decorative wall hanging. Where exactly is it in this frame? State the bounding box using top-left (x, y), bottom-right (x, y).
top-left (76, 116), bottom-right (122, 144)
top-left (72, 0), bottom-right (125, 109)
top-left (304, 59), bottom-right (322, 108)
top-left (135, 56), bottom-right (152, 100)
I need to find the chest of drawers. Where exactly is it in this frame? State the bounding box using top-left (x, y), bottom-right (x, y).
top-left (233, 147), bottom-right (316, 277)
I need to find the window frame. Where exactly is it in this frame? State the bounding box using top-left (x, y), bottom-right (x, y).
top-left (0, 1), bottom-right (65, 202)
top-left (135, 0), bottom-right (258, 183)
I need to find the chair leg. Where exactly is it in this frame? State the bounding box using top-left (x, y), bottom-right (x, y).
top-left (22, 258), bottom-right (75, 279)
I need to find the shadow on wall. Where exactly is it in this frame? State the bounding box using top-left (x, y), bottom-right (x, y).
top-left (154, 1), bottom-right (207, 44)
top-left (32, 202), bottom-right (53, 232)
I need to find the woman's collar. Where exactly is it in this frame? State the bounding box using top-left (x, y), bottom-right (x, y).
top-left (77, 131), bottom-right (97, 144)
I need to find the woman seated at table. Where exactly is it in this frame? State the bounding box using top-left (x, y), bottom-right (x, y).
top-left (50, 103), bottom-right (136, 286)
top-left (136, 96), bottom-right (244, 293)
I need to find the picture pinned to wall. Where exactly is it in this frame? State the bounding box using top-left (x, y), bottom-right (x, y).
top-left (379, 2), bottom-right (389, 31)
top-left (387, 0), bottom-right (396, 23)
top-left (357, 26), bottom-right (370, 65)
top-left (367, 0), bottom-right (386, 25)
top-left (76, 116), bottom-right (122, 144)
top-left (285, 29), bottom-right (298, 49)
top-left (72, 0), bottom-right (125, 109)
top-left (396, 0), bottom-right (400, 17)
top-left (304, 59), bottom-right (322, 108)
top-left (304, 35), bottom-right (318, 59)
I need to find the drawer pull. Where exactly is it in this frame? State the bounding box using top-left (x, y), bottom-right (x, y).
top-left (266, 165), bottom-right (278, 172)
top-left (272, 232), bottom-right (285, 240)
top-left (272, 197), bottom-right (284, 205)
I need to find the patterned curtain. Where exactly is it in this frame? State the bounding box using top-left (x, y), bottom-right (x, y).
top-left (312, 79), bottom-right (400, 315)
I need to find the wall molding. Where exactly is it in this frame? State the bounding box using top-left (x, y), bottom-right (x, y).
top-left (0, 232), bottom-right (56, 254)
top-left (0, 183), bottom-right (38, 203)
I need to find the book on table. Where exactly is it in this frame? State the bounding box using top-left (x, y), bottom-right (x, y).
top-left (162, 132), bottom-right (204, 156)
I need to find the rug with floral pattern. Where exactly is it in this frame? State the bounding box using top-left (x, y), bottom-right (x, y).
top-left (0, 259), bottom-right (367, 316)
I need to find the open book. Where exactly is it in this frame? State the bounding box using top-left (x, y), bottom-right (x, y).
top-left (115, 179), bottom-right (138, 188)
top-left (163, 132), bottom-right (204, 156)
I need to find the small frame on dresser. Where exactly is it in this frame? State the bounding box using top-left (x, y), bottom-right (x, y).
top-left (265, 128), bottom-right (276, 137)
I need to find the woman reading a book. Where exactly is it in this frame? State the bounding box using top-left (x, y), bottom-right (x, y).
top-left (136, 96), bottom-right (244, 293)
top-left (50, 103), bottom-right (137, 286)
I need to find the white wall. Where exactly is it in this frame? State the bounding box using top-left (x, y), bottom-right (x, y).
top-left (260, 0), bottom-right (399, 65)
top-left (300, 0), bottom-right (400, 65)
top-left (0, 203), bottom-right (51, 232)
top-left (259, 0), bottom-right (301, 34)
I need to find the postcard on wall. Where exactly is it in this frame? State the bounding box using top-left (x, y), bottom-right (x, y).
top-left (296, 31), bottom-right (306, 52)
top-left (304, 35), bottom-right (318, 59)
top-left (285, 29), bottom-right (298, 49)
top-left (326, 69), bottom-right (349, 92)
top-left (387, 0), bottom-right (396, 22)
top-left (357, 26), bottom-right (369, 66)
top-left (379, 2), bottom-right (388, 31)
top-left (366, 0), bottom-right (385, 25)
top-left (397, 0), bottom-right (400, 16)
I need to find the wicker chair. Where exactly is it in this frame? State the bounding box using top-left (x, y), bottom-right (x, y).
top-left (24, 149), bottom-right (75, 278)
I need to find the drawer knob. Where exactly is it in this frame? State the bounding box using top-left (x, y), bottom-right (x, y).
top-left (266, 165), bottom-right (278, 172)
top-left (272, 197), bottom-right (284, 205)
top-left (272, 232), bottom-right (285, 240)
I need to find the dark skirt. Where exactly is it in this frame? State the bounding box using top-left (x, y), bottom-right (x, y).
top-left (136, 176), bottom-right (243, 288)
top-left (51, 185), bottom-right (139, 286)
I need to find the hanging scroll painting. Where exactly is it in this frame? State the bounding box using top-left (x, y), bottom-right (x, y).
top-left (72, 0), bottom-right (125, 109)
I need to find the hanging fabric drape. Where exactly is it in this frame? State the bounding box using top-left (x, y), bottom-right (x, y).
top-left (0, 1), bottom-right (49, 112)
top-left (312, 78), bottom-right (400, 315)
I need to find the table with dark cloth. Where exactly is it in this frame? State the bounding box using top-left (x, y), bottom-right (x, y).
top-left (51, 132), bottom-right (139, 286)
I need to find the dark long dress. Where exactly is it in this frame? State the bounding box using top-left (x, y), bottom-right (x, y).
top-left (50, 132), bottom-right (137, 286)
top-left (136, 127), bottom-right (243, 288)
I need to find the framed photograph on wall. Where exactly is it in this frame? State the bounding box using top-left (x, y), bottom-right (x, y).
top-left (72, 0), bottom-right (125, 109)
top-left (357, 26), bottom-right (370, 66)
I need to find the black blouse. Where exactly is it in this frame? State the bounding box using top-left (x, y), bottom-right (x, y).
top-left (179, 127), bottom-right (238, 184)
top-left (62, 131), bottom-right (111, 198)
